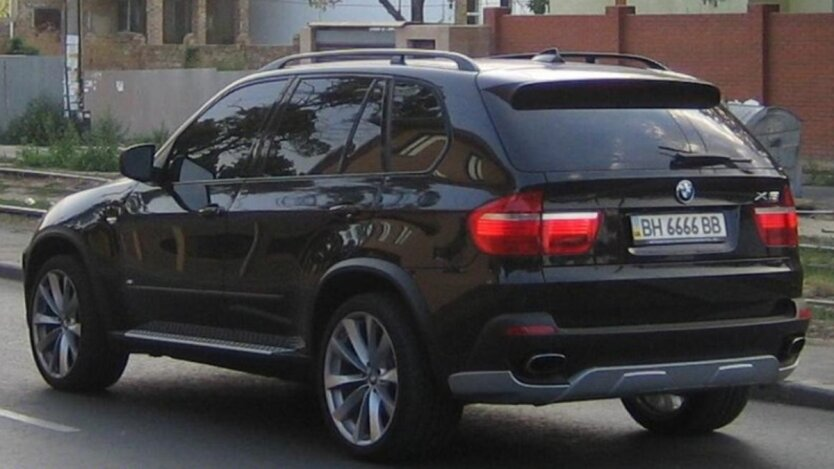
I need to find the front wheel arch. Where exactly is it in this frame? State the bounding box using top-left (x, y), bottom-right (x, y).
top-left (25, 229), bottom-right (120, 332)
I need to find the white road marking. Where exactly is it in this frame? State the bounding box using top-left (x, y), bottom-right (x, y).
top-left (0, 407), bottom-right (80, 433)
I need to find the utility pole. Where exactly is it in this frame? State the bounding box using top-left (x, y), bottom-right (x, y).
top-left (64, 0), bottom-right (87, 129)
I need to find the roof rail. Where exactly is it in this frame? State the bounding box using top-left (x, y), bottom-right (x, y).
top-left (492, 49), bottom-right (668, 71)
top-left (260, 48), bottom-right (480, 72)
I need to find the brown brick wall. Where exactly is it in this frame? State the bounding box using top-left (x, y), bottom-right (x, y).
top-left (146, 0), bottom-right (163, 45)
top-left (83, 35), bottom-right (294, 70)
top-left (769, 13), bottom-right (834, 159)
top-left (488, 6), bottom-right (834, 160)
top-left (12, 0), bottom-right (65, 56)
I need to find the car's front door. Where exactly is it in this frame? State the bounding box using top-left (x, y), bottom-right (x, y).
top-left (116, 79), bottom-right (289, 330)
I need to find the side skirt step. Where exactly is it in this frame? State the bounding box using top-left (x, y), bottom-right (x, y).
top-left (119, 329), bottom-right (299, 357)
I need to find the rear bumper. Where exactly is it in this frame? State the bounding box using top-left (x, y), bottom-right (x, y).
top-left (448, 306), bottom-right (809, 405)
top-left (449, 355), bottom-right (789, 405)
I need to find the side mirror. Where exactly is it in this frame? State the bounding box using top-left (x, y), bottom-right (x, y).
top-left (119, 144), bottom-right (157, 183)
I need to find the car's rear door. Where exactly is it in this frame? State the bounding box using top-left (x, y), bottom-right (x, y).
top-left (223, 74), bottom-right (386, 336)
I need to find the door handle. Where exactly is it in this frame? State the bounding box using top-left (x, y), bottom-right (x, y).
top-left (328, 204), bottom-right (361, 219)
top-left (198, 203), bottom-right (225, 218)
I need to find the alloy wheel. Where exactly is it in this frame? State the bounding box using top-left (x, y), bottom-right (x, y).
top-left (31, 270), bottom-right (82, 379)
top-left (323, 312), bottom-right (398, 447)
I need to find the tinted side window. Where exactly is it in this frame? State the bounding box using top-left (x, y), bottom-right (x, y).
top-left (388, 81), bottom-right (448, 172)
top-left (258, 77), bottom-right (376, 177)
top-left (170, 80), bottom-right (286, 180)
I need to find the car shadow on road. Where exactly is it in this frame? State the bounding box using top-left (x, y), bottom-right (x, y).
top-left (23, 364), bottom-right (781, 468)
top-left (432, 404), bottom-right (779, 469)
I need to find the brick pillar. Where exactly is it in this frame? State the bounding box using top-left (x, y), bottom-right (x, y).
top-left (236, 0), bottom-right (251, 45)
top-left (192, 0), bottom-right (207, 45)
top-left (605, 5), bottom-right (635, 53)
top-left (483, 7), bottom-right (510, 55)
top-left (454, 0), bottom-right (467, 25)
top-left (748, 3), bottom-right (780, 104)
top-left (146, 0), bottom-right (163, 45)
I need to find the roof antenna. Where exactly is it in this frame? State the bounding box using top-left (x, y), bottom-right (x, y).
top-left (532, 48), bottom-right (565, 64)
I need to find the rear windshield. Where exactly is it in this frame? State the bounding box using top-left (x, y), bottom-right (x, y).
top-left (483, 91), bottom-right (776, 173)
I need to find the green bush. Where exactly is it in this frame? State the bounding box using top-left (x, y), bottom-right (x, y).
top-left (6, 37), bottom-right (39, 56)
top-left (805, 160), bottom-right (834, 187)
top-left (131, 124), bottom-right (171, 149)
top-left (11, 108), bottom-right (124, 172)
top-left (18, 145), bottom-right (54, 168)
top-left (49, 127), bottom-right (84, 168)
top-left (184, 47), bottom-right (201, 68)
top-left (2, 97), bottom-right (68, 145)
top-left (85, 112), bottom-right (128, 147)
top-left (527, 0), bottom-right (548, 15)
top-left (17, 126), bottom-right (119, 173)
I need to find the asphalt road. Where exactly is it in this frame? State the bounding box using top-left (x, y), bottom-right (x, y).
top-left (1, 278), bottom-right (832, 468)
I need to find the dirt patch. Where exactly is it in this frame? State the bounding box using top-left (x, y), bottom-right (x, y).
top-left (807, 320), bottom-right (834, 343)
top-left (0, 173), bottom-right (104, 210)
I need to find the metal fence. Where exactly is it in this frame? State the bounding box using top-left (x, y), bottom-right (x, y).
top-left (0, 56), bottom-right (65, 132)
top-left (84, 69), bottom-right (251, 137)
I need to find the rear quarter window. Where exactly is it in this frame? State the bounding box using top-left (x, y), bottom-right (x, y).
top-left (388, 80), bottom-right (449, 173)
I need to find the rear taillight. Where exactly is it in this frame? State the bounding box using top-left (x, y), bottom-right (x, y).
top-left (542, 213), bottom-right (602, 255)
top-left (754, 186), bottom-right (798, 248)
top-left (468, 191), bottom-right (602, 256)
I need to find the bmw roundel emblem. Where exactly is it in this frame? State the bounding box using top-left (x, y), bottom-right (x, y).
top-left (676, 180), bottom-right (695, 204)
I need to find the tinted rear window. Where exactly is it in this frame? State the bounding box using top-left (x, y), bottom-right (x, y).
top-left (483, 91), bottom-right (776, 173)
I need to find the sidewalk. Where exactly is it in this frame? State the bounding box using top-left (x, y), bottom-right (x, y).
top-left (753, 343), bottom-right (834, 411)
top-left (0, 214), bottom-right (35, 280)
top-left (801, 185), bottom-right (834, 211)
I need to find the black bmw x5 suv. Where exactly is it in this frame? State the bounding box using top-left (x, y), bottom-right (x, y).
top-left (24, 48), bottom-right (809, 460)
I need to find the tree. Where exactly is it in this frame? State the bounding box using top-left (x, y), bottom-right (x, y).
top-left (308, 0), bottom-right (415, 23)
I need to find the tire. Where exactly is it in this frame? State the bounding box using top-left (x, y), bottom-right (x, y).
top-left (27, 255), bottom-right (128, 392)
top-left (317, 292), bottom-right (461, 461)
top-left (622, 387), bottom-right (750, 435)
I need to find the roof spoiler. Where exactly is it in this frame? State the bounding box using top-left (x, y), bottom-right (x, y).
top-left (491, 79), bottom-right (721, 110)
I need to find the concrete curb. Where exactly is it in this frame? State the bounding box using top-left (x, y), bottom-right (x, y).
top-left (752, 382), bottom-right (834, 412)
top-left (0, 204), bottom-right (47, 218)
top-left (0, 166), bottom-right (112, 183)
top-left (0, 261), bottom-right (22, 282)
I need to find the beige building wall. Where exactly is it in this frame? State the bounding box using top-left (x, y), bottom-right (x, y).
top-left (783, 0), bottom-right (834, 12)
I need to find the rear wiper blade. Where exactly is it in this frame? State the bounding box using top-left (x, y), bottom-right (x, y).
top-left (659, 146), bottom-right (753, 171)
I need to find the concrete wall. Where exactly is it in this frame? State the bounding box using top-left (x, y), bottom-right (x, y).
top-left (84, 68), bottom-right (249, 136)
top-left (395, 24), bottom-right (492, 57)
top-left (0, 55), bottom-right (64, 132)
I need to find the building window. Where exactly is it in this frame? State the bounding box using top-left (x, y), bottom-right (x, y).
top-left (466, 0), bottom-right (480, 25)
top-left (207, 0), bottom-right (236, 44)
top-left (118, 0), bottom-right (147, 34)
top-left (34, 8), bottom-right (62, 33)
top-left (164, 0), bottom-right (193, 44)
